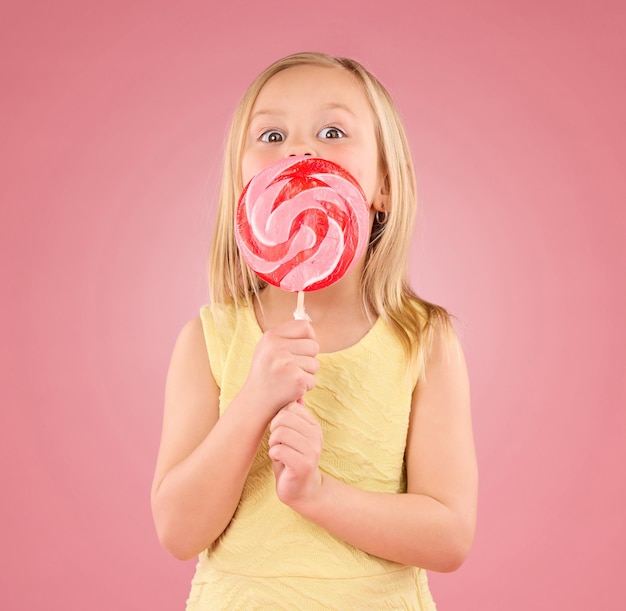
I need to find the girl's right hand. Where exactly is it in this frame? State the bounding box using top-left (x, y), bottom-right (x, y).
top-left (240, 320), bottom-right (320, 420)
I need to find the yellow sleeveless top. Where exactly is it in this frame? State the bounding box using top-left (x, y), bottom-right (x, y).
top-left (186, 303), bottom-right (436, 610)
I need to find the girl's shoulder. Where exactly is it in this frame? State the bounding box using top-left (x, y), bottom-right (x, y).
top-left (199, 300), bottom-right (258, 337)
top-left (391, 294), bottom-right (458, 380)
top-left (397, 295), bottom-right (454, 350)
top-left (199, 301), bottom-right (260, 386)
top-left (200, 301), bottom-right (238, 331)
top-left (404, 295), bottom-right (451, 328)
top-left (199, 303), bottom-right (237, 384)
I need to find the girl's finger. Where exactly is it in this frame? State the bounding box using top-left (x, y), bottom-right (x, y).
top-left (268, 425), bottom-right (317, 454)
top-left (268, 442), bottom-right (315, 471)
top-left (269, 402), bottom-right (319, 433)
top-left (282, 400), bottom-right (319, 424)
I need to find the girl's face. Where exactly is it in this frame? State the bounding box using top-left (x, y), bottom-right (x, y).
top-left (241, 64), bottom-right (385, 207)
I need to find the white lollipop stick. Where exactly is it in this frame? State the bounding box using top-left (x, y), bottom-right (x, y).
top-left (293, 290), bottom-right (312, 322)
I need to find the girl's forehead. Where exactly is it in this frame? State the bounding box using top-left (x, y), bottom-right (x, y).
top-left (254, 64), bottom-right (368, 108)
top-left (258, 64), bottom-right (365, 98)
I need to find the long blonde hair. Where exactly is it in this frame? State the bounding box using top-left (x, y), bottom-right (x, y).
top-left (209, 52), bottom-right (450, 373)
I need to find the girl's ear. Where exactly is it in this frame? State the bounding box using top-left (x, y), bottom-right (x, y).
top-left (372, 174), bottom-right (390, 212)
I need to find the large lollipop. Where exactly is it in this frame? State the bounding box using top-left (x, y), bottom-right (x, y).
top-left (235, 156), bottom-right (370, 319)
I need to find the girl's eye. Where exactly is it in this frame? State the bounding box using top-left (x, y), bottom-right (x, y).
top-left (259, 130), bottom-right (285, 143)
top-left (318, 127), bottom-right (345, 139)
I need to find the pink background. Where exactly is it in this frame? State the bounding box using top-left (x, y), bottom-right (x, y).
top-left (1, 1), bottom-right (625, 609)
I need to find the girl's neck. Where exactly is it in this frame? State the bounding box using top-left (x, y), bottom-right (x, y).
top-left (253, 274), bottom-right (376, 353)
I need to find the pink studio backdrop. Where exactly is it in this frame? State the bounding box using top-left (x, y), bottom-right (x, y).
top-left (1, 1), bottom-right (624, 609)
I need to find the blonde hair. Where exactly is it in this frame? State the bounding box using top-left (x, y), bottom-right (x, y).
top-left (209, 52), bottom-right (450, 374)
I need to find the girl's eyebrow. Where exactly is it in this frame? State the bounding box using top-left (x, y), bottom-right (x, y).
top-left (249, 109), bottom-right (280, 121)
top-left (320, 102), bottom-right (357, 117)
top-left (250, 103), bottom-right (356, 122)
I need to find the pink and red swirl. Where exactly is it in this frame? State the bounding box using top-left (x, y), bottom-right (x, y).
top-left (235, 156), bottom-right (370, 292)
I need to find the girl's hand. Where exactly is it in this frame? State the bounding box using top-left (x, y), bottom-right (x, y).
top-left (241, 320), bottom-right (319, 420)
top-left (268, 400), bottom-right (323, 508)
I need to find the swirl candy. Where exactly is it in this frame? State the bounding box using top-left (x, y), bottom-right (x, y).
top-left (235, 156), bottom-right (370, 299)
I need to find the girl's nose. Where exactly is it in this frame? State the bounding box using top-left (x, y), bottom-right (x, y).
top-left (287, 142), bottom-right (316, 157)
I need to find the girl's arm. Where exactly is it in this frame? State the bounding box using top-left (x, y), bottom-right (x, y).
top-left (269, 323), bottom-right (478, 572)
top-left (151, 316), bottom-right (319, 561)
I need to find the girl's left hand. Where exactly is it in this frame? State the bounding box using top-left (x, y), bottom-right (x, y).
top-left (268, 400), bottom-right (323, 509)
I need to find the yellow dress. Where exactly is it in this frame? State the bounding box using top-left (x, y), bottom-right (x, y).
top-left (186, 303), bottom-right (436, 610)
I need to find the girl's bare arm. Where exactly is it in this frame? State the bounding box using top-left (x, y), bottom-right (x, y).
top-left (281, 324), bottom-right (478, 572)
top-left (150, 318), bottom-right (261, 560)
top-left (151, 316), bottom-right (319, 560)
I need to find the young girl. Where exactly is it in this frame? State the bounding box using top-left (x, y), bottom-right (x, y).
top-left (151, 52), bottom-right (477, 610)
